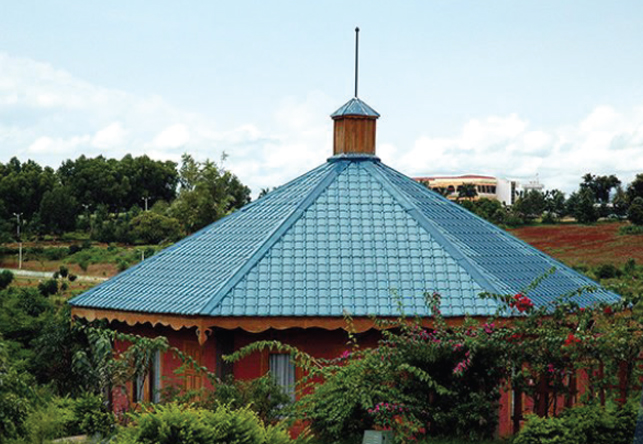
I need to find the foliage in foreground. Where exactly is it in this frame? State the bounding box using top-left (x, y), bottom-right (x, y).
top-left (513, 402), bottom-right (640, 444)
top-left (111, 403), bottom-right (293, 444)
top-left (225, 276), bottom-right (643, 444)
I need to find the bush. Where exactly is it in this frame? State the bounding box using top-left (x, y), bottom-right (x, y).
top-left (618, 224), bottom-right (643, 235)
top-left (0, 270), bottom-right (14, 290)
top-left (513, 414), bottom-right (577, 444)
top-left (541, 211), bottom-right (558, 224)
top-left (42, 247), bottom-right (70, 261)
top-left (117, 258), bottom-right (129, 272)
top-left (37, 279), bottom-right (59, 297)
top-left (59, 265), bottom-right (69, 278)
top-left (23, 397), bottom-right (76, 444)
top-left (594, 264), bottom-right (622, 280)
top-left (112, 403), bottom-right (292, 444)
top-left (201, 374), bottom-right (291, 425)
top-left (514, 404), bottom-right (639, 444)
top-left (70, 393), bottom-right (115, 437)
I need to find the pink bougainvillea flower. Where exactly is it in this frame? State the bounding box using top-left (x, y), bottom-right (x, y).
top-left (563, 333), bottom-right (581, 346)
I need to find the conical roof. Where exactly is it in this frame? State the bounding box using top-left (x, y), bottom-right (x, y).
top-left (331, 97), bottom-right (380, 118)
top-left (70, 154), bottom-right (619, 318)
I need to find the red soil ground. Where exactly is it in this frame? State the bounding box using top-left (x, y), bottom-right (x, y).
top-left (509, 222), bottom-right (643, 267)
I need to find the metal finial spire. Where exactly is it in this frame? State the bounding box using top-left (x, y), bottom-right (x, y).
top-left (354, 27), bottom-right (360, 98)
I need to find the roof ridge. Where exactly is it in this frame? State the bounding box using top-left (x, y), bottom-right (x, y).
top-left (363, 162), bottom-right (505, 297)
top-left (382, 163), bottom-right (618, 296)
top-left (198, 160), bottom-right (351, 315)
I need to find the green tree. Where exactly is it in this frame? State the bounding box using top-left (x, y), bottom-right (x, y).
top-left (580, 173), bottom-right (621, 204)
top-left (568, 188), bottom-right (599, 224)
top-left (544, 189), bottom-right (566, 217)
top-left (513, 190), bottom-right (546, 220)
top-left (0, 157), bottom-right (56, 222)
top-left (129, 212), bottom-right (182, 244)
top-left (612, 185), bottom-right (629, 217)
top-left (457, 183), bottom-right (478, 200)
top-left (627, 197), bottom-right (643, 226)
top-left (39, 185), bottom-right (79, 234)
top-left (57, 155), bottom-right (126, 212)
top-left (170, 154), bottom-right (251, 233)
top-left (626, 173), bottom-right (643, 203)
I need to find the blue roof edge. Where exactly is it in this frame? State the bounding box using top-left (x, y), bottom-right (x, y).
top-left (198, 160), bottom-right (351, 315)
top-left (377, 163), bottom-right (621, 305)
top-left (67, 201), bottom-right (255, 308)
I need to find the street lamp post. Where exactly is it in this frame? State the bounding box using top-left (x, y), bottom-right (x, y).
top-left (142, 197), bottom-right (149, 212)
top-left (12, 212), bottom-right (22, 269)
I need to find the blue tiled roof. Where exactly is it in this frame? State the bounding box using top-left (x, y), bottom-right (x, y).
top-left (69, 156), bottom-right (619, 318)
top-left (331, 97), bottom-right (380, 118)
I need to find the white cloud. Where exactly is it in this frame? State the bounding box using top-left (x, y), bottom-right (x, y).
top-left (27, 135), bottom-right (91, 154)
top-left (92, 122), bottom-right (127, 149)
top-left (381, 105), bottom-right (643, 193)
top-left (3, 51), bottom-right (643, 198)
top-left (0, 52), bottom-right (337, 197)
top-left (150, 124), bottom-right (190, 149)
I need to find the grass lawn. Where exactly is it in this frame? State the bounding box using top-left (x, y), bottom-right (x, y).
top-left (509, 221), bottom-right (643, 267)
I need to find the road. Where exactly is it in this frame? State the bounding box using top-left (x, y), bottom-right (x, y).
top-left (0, 268), bottom-right (108, 283)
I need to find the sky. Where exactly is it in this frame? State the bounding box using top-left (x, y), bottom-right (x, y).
top-left (1, 1), bottom-right (643, 197)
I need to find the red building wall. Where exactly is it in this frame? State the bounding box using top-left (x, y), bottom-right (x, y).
top-left (112, 322), bottom-right (533, 437)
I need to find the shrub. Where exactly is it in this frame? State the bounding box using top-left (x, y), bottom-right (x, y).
top-left (624, 259), bottom-right (637, 275)
top-left (68, 274), bottom-right (78, 282)
top-left (112, 403), bottom-right (291, 444)
top-left (70, 393), bottom-right (115, 437)
top-left (23, 397), bottom-right (76, 444)
top-left (38, 279), bottom-right (59, 297)
top-left (541, 211), bottom-right (558, 224)
top-left (513, 414), bottom-right (577, 444)
top-left (201, 374), bottom-right (291, 425)
top-left (618, 224), bottom-right (643, 235)
top-left (0, 270), bottom-right (14, 290)
top-left (504, 214), bottom-right (525, 227)
top-left (59, 265), bottom-right (69, 278)
top-left (514, 404), bottom-right (638, 444)
top-left (594, 263), bottom-right (622, 280)
top-left (117, 258), bottom-right (129, 272)
top-left (42, 247), bottom-right (70, 261)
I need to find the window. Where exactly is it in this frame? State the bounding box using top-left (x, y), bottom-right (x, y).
top-left (133, 373), bottom-right (145, 403)
top-left (132, 350), bottom-right (162, 403)
top-left (150, 350), bottom-right (161, 403)
top-left (269, 354), bottom-right (295, 401)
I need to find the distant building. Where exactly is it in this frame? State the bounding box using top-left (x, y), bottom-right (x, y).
top-left (522, 176), bottom-right (545, 194)
top-left (414, 175), bottom-right (519, 205)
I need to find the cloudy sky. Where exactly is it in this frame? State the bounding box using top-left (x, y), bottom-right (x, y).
top-left (1, 1), bottom-right (643, 196)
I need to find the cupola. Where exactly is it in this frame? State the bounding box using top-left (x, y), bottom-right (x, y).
top-left (330, 97), bottom-right (380, 156)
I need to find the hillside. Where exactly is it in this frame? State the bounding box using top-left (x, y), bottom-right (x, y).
top-left (510, 221), bottom-right (643, 267)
